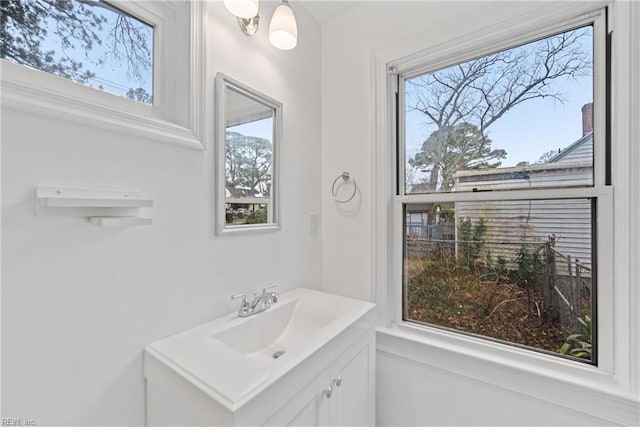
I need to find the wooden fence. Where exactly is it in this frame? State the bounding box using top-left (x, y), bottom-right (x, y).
top-left (544, 236), bottom-right (592, 331)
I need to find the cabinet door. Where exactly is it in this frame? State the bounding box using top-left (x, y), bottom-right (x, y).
top-left (330, 332), bottom-right (375, 426)
top-left (263, 367), bottom-right (331, 427)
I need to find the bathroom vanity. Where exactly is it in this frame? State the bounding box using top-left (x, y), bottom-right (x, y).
top-left (144, 288), bottom-right (376, 426)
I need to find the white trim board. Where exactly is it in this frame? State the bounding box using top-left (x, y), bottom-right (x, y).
top-left (377, 327), bottom-right (639, 426)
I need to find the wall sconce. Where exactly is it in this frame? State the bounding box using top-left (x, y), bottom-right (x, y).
top-left (224, 0), bottom-right (298, 50)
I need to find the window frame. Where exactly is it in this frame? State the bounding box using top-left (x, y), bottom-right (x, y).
top-left (395, 6), bottom-right (610, 363)
top-left (371, 4), bottom-right (638, 423)
top-left (214, 72), bottom-right (283, 236)
top-left (0, 0), bottom-right (206, 150)
top-left (395, 3), bottom-right (611, 369)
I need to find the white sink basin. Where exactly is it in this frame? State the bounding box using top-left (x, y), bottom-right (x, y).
top-left (211, 298), bottom-right (298, 354)
top-left (145, 288), bottom-right (375, 410)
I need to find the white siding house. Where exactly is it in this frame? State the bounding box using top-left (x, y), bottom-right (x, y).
top-left (454, 132), bottom-right (594, 271)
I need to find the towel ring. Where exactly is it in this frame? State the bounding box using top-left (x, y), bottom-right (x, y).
top-left (331, 172), bottom-right (357, 203)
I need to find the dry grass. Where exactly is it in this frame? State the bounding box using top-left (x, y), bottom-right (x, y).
top-left (405, 256), bottom-right (570, 352)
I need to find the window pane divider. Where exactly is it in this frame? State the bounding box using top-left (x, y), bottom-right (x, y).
top-left (398, 186), bottom-right (608, 204)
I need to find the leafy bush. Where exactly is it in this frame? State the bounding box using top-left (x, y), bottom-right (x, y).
top-left (406, 256), bottom-right (461, 316)
top-left (514, 244), bottom-right (542, 289)
top-left (557, 316), bottom-right (592, 360)
top-left (457, 217), bottom-right (487, 265)
top-left (438, 208), bottom-right (455, 223)
top-left (246, 209), bottom-right (267, 224)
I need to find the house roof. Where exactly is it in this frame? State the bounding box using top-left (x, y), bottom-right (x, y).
top-left (547, 131), bottom-right (593, 164)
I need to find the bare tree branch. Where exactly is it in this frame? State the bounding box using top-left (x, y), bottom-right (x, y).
top-left (406, 26), bottom-right (591, 200)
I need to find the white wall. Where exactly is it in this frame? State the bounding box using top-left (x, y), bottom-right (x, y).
top-left (321, 0), bottom-right (548, 300)
top-left (0, 2), bottom-right (321, 425)
top-left (377, 351), bottom-right (614, 426)
top-left (320, 0), bottom-right (559, 299)
top-left (321, 1), bottom-right (639, 426)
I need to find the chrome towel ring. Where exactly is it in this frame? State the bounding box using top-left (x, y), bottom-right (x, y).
top-left (331, 172), bottom-right (357, 203)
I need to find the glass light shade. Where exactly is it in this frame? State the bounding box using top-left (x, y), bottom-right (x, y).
top-left (269, 3), bottom-right (298, 50)
top-left (224, 0), bottom-right (259, 19)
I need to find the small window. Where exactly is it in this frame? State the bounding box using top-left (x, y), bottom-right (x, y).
top-left (225, 116), bottom-right (274, 226)
top-left (215, 73), bottom-right (282, 235)
top-left (398, 24), bottom-right (601, 364)
top-left (1, 0), bottom-right (154, 104)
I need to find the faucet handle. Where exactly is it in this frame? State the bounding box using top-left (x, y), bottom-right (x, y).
top-left (231, 293), bottom-right (247, 302)
top-left (231, 293), bottom-right (249, 308)
top-left (231, 293), bottom-right (251, 316)
top-left (262, 283), bottom-right (276, 293)
top-left (262, 283), bottom-right (278, 303)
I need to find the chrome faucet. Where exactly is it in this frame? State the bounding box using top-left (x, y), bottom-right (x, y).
top-left (231, 284), bottom-right (279, 317)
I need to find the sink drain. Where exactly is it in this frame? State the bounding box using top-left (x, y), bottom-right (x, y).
top-left (272, 350), bottom-right (285, 359)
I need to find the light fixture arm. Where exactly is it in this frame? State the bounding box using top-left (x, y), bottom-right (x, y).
top-left (224, 0), bottom-right (298, 50)
top-left (237, 15), bottom-right (260, 36)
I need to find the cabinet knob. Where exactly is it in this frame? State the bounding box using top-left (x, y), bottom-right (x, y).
top-left (323, 386), bottom-right (333, 399)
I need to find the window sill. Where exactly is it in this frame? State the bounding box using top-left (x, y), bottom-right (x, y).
top-left (376, 324), bottom-right (639, 426)
top-left (216, 223), bottom-right (281, 236)
top-left (1, 60), bottom-right (205, 151)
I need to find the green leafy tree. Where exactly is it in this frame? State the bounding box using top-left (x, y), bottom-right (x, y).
top-left (410, 123), bottom-right (506, 192)
top-left (225, 131), bottom-right (273, 197)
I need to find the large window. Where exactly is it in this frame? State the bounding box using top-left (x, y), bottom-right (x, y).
top-left (398, 23), bottom-right (605, 364)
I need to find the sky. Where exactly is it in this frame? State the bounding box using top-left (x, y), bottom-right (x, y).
top-left (34, 0), bottom-right (153, 101)
top-left (404, 25), bottom-right (594, 181)
top-left (228, 117), bottom-right (274, 142)
top-left (405, 76), bottom-right (593, 167)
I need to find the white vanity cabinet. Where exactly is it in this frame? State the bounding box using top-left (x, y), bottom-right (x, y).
top-left (144, 288), bottom-right (375, 427)
top-left (264, 332), bottom-right (374, 427)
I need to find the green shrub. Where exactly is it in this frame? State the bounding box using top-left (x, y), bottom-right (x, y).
top-left (246, 209), bottom-right (267, 224)
top-left (439, 208), bottom-right (455, 223)
top-left (557, 316), bottom-right (592, 360)
top-left (457, 217), bottom-right (487, 265)
top-left (406, 256), bottom-right (463, 316)
top-left (514, 244), bottom-right (541, 289)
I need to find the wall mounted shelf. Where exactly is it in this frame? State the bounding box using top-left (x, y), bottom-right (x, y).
top-left (36, 185), bottom-right (153, 226)
top-left (39, 197), bottom-right (153, 208)
top-left (89, 217), bottom-right (153, 227)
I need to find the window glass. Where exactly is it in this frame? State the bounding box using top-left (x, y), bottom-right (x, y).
top-left (225, 114), bottom-right (274, 227)
top-left (403, 199), bottom-right (595, 362)
top-left (400, 25), bottom-right (599, 364)
top-left (1, 0), bottom-right (153, 104)
top-left (404, 26), bottom-right (593, 194)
